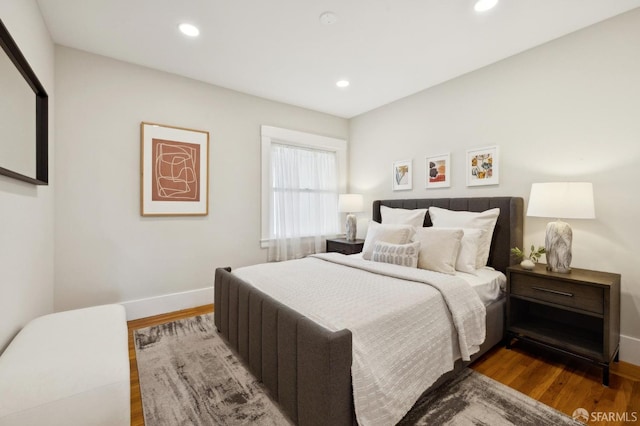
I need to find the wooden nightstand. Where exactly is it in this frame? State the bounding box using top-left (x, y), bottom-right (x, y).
top-left (506, 264), bottom-right (621, 386)
top-left (326, 238), bottom-right (364, 255)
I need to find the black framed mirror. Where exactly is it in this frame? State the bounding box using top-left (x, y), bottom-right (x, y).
top-left (0, 19), bottom-right (48, 185)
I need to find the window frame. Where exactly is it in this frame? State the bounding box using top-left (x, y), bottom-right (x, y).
top-left (260, 125), bottom-right (347, 248)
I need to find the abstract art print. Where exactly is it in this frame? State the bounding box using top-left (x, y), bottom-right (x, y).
top-left (392, 159), bottom-right (412, 191)
top-left (141, 122), bottom-right (209, 216)
top-left (466, 146), bottom-right (499, 187)
top-left (425, 153), bottom-right (450, 189)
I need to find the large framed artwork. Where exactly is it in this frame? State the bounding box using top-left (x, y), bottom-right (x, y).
top-left (425, 153), bottom-right (450, 189)
top-left (392, 159), bottom-right (412, 191)
top-left (466, 145), bottom-right (499, 187)
top-left (140, 122), bottom-right (209, 216)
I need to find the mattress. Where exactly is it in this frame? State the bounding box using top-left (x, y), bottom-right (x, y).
top-left (457, 267), bottom-right (506, 305)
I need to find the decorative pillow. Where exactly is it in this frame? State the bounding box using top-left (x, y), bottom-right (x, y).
top-left (371, 241), bottom-right (421, 268)
top-left (428, 207), bottom-right (500, 268)
top-left (411, 228), bottom-right (463, 275)
top-left (362, 221), bottom-right (415, 260)
top-left (380, 206), bottom-right (428, 228)
top-left (438, 228), bottom-right (485, 274)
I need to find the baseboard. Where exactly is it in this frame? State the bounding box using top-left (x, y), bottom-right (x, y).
top-left (120, 287), bottom-right (214, 321)
top-left (620, 334), bottom-right (640, 366)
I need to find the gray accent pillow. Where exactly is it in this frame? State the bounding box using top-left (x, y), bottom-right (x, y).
top-left (362, 221), bottom-right (415, 260)
top-left (371, 241), bottom-right (421, 268)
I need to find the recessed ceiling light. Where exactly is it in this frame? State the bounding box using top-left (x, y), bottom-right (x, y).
top-left (319, 12), bottom-right (338, 25)
top-left (474, 0), bottom-right (498, 13)
top-left (336, 80), bottom-right (350, 88)
top-left (178, 23), bottom-right (200, 37)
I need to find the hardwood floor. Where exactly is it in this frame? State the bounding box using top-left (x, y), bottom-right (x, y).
top-left (471, 342), bottom-right (640, 426)
top-left (128, 304), bottom-right (214, 426)
top-left (128, 306), bottom-right (640, 426)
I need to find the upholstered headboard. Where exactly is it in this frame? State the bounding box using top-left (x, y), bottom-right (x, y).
top-left (372, 197), bottom-right (524, 273)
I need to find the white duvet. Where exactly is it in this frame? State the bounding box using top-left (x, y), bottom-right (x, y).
top-left (233, 253), bottom-right (486, 426)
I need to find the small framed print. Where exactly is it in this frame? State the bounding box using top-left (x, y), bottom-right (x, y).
top-left (425, 153), bottom-right (450, 189)
top-left (140, 122), bottom-right (209, 216)
top-left (466, 145), bottom-right (499, 187)
top-left (392, 159), bottom-right (412, 191)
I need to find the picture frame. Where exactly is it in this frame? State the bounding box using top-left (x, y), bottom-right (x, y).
top-left (466, 145), bottom-right (499, 187)
top-left (425, 153), bottom-right (450, 189)
top-left (140, 122), bottom-right (209, 216)
top-left (392, 159), bottom-right (412, 191)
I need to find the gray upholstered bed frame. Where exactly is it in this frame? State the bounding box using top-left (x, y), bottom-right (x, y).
top-left (214, 197), bottom-right (523, 426)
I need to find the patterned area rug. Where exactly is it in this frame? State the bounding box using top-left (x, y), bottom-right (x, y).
top-left (134, 314), bottom-right (291, 425)
top-left (134, 314), bottom-right (581, 426)
top-left (397, 368), bottom-right (582, 426)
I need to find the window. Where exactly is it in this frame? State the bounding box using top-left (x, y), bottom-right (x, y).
top-left (271, 143), bottom-right (339, 237)
top-left (261, 126), bottom-right (347, 259)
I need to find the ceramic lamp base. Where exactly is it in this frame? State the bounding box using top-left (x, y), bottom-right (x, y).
top-left (345, 213), bottom-right (357, 241)
top-left (545, 220), bottom-right (572, 273)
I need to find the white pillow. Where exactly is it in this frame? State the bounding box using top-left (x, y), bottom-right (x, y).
top-left (428, 207), bottom-right (500, 268)
top-left (411, 228), bottom-right (463, 275)
top-left (362, 221), bottom-right (415, 260)
top-left (371, 241), bottom-right (421, 268)
top-left (380, 206), bottom-right (428, 227)
top-left (437, 228), bottom-right (485, 274)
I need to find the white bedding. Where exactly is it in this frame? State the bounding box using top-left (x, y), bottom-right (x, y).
top-left (457, 267), bottom-right (507, 305)
top-left (233, 253), bottom-right (487, 426)
top-left (350, 252), bottom-right (506, 306)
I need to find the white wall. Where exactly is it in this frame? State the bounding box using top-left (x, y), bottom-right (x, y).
top-left (54, 46), bottom-right (348, 314)
top-left (350, 9), bottom-right (640, 362)
top-left (0, 0), bottom-right (55, 351)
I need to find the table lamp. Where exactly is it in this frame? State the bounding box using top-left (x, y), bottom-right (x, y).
top-left (526, 182), bottom-right (595, 273)
top-left (338, 194), bottom-right (363, 241)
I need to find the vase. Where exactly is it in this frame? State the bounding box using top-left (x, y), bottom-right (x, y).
top-left (520, 258), bottom-right (535, 270)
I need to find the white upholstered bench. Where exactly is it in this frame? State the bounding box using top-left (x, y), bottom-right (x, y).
top-left (0, 304), bottom-right (130, 426)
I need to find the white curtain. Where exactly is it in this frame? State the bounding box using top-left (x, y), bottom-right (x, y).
top-left (268, 143), bottom-right (339, 261)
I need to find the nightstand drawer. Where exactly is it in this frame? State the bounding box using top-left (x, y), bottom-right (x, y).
top-left (326, 239), bottom-right (364, 255)
top-left (326, 240), bottom-right (350, 254)
top-left (511, 273), bottom-right (604, 314)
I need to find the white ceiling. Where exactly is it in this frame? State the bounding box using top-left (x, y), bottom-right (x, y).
top-left (37, 0), bottom-right (640, 118)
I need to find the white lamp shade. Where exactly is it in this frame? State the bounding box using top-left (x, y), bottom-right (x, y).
top-left (527, 182), bottom-right (595, 219)
top-left (338, 194), bottom-right (363, 213)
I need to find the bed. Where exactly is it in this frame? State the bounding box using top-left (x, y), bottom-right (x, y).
top-left (214, 197), bottom-right (523, 426)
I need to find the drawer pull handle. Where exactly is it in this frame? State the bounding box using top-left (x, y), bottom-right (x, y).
top-left (532, 286), bottom-right (574, 297)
